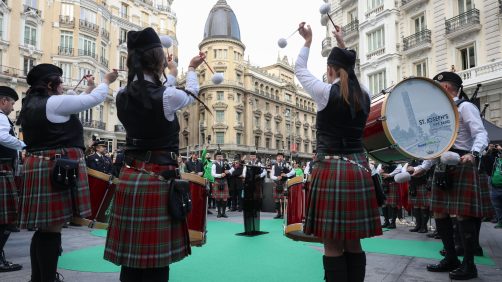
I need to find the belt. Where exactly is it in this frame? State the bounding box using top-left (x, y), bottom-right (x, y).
top-left (324, 155), bottom-right (369, 173)
top-left (26, 153), bottom-right (84, 161)
top-left (0, 170), bottom-right (13, 176)
top-left (124, 164), bottom-right (179, 181)
top-left (125, 150), bottom-right (177, 165)
top-left (449, 148), bottom-right (470, 156)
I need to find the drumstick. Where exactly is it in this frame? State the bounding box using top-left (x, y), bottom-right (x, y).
top-left (73, 75), bottom-right (87, 91)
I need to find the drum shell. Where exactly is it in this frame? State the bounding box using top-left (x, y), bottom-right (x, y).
top-left (87, 168), bottom-right (116, 223)
top-left (180, 173), bottom-right (207, 246)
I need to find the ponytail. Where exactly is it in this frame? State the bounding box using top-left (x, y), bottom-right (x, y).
top-left (334, 66), bottom-right (362, 111)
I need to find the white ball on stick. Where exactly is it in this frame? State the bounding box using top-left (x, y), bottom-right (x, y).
top-left (319, 3), bottom-right (331, 15)
top-left (440, 151), bottom-right (461, 166)
top-left (159, 35), bottom-right (173, 49)
top-left (212, 73), bottom-right (224, 85)
top-left (394, 172), bottom-right (411, 184)
top-left (278, 38), bottom-right (288, 48)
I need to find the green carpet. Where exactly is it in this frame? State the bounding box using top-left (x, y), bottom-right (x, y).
top-left (60, 219), bottom-right (495, 280)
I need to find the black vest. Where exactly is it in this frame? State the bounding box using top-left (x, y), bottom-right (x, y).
top-left (215, 162), bottom-right (225, 174)
top-left (0, 112), bottom-right (17, 160)
top-left (274, 162), bottom-right (287, 176)
top-left (116, 81), bottom-right (180, 153)
top-left (21, 95), bottom-right (84, 152)
top-left (316, 84), bottom-right (370, 154)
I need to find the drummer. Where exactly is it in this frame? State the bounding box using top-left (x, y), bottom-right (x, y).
top-left (270, 152), bottom-right (295, 219)
top-left (295, 22), bottom-right (382, 281)
top-left (411, 72), bottom-right (490, 280)
top-left (380, 163), bottom-right (403, 229)
top-left (103, 27), bottom-right (205, 281)
top-left (17, 64), bottom-right (117, 282)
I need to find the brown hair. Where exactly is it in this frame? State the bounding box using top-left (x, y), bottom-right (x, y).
top-left (126, 47), bottom-right (167, 85)
top-left (332, 66), bottom-right (362, 111)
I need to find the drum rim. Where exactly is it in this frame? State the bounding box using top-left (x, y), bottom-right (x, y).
top-left (287, 176), bottom-right (304, 187)
top-left (380, 77), bottom-right (459, 161)
top-left (180, 172), bottom-right (207, 186)
top-left (88, 167), bottom-right (119, 184)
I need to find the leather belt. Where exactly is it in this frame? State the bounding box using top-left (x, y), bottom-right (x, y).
top-left (324, 155), bottom-right (369, 173)
top-left (125, 150), bottom-right (177, 165)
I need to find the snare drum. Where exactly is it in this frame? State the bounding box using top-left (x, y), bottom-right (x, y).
top-left (363, 77), bottom-right (459, 163)
top-left (284, 176), bottom-right (320, 242)
top-left (181, 173), bottom-right (208, 247)
top-left (72, 168), bottom-right (118, 229)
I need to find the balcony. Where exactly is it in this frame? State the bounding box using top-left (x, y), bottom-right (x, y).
top-left (456, 60), bottom-right (502, 86)
top-left (401, 0), bottom-right (429, 12)
top-left (23, 5), bottom-right (42, 17)
top-left (321, 37), bottom-right (332, 57)
top-left (365, 5), bottom-right (384, 18)
top-left (0, 65), bottom-right (23, 77)
top-left (24, 39), bottom-right (36, 46)
top-left (100, 56), bottom-right (109, 68)
top-left (114, 124), bottom-right (126, 133)
top-left (80, 119), bottom-right (106, 130)
top-left (340, 0), bottom-right (356, 8)
top-left (139, 0), bottom-right (153, 5)
top-left (342, 20), bottom-right (359, 42)
top-left (78, 49), bottom-right (98, 60)
top-left (101, 28), bottom-right (110, 41)
top-left (157, 5), bottom-right (171, 12)
top-left (366, 47), bottom-right (385, 60)
top-left (58, 46), bottom-right (74, 56)
top-left (445, 9), bottom-right (481, 40)
top-left (79, 19), bottom-right (99, 35)
top-left (402, 29), bottom-right (432, 55)
top-left (59, 16), bottom-right (75, 28)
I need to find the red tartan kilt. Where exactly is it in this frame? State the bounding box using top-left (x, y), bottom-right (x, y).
top-left (18, 148), bottom-right (91, 229)
top-left (304, 153), bottom-right (382, 240)
top-left (479, 173), bottom-right (495, 217)
top-left (408, 183), bottom-right (430, 208)
top-left (382, 181), bottom-right (401, 206)
top-left (212, 179), bottom-right (229, 200)
top-left (0, 164), bottom-right (18, 225)
top-left (430, 162), bottom-right (490, 217)
top-left (104, 161), bottom-right (190, 268)
top-left (273, 182), bottom-right (285, 201)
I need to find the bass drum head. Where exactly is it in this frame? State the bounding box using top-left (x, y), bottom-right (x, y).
top-left (383, 77), bottom-right (459, 160)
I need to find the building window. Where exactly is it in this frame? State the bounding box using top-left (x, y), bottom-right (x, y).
top-left (216, 132), bottom-right (224, 144)
top-left (413, 14), bottom-right (426, 33)
top-left (216, 91), bottom-right (224, 101)
top-left (367, 0), bottom-right (383, 10)
top-left (99, 105), bottom-right (104, 122)
top-left (266, 119), bottom-right (271, 129)
top-left (78, 34), bottom-right (96, 57)
top-left (304, 128), bottom-right (308, 137)
top-left (216, 110), bottom-right (225, 123)
top-left (458, 0), bottom-right (473, 14)
top-left (25, 0), bottom-right (38, 8)
top-left (414, 60), bottom-right (427, 77)
top-left (276, 105), bottom-right (280, 114)
top-left (255, 136), bottom-right (261, 147)
top-left (78, 67), bottom-right (93, 86)
top-left (265, 102), bottom-right (269, 111)
top-left (236, 111), bottom-right (241, 123)
top-left (119, 28), bottom-right (127, 44)
top-left (236, 133), bottom-right (241, 145)
top-left (59, 63), bottom-right (72, 84)
top-left (367, 27), bottom-right (384, 52)
top-left (236, 93), bottom-right (241, 103)
top-left (120, 3), bottom-right (129, 18)
top-left (80, 108), bottom-right (93, 122)
top-left (24, 21), bottom-right (37, 46)
top-left (459, 44), bottom-right (476, 70)
top-left (265, 138), bottom-right (271, 148)
top-left (213, 49), bottom-right (227, 59)
top-left (254, 117), bottom-right (261, 127)
top-left (275, 139), bottom-right (280, 149)
top-left (61, 3), bottom-right (73, 17)
top-left (285, 94), bottom-right (292, 103)
top-left (304, 143), bottom-right (309, 153)
top-left (285, 108), bottom-right (291, 118)
top-left (60, 31), bottom-right (73, 51)
top-left (23, 57), bottom-right (36, 76)
top-left (119, 54), bottom-right (127, 70)
top-left (80, 8), bottom-right (97, 24)
top-left (368, 70), bottom-right (386, 96)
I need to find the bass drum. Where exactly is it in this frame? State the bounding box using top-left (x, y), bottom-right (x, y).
top-left (363, 77), bottom-right (459, 163)
top-left (180, 173), bottom-right (208, 247)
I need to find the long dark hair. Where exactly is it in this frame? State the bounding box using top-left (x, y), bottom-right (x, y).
top-left (126, 47), bottom-right (166, 86)
top-left (16, 75), bottom-right (63, 125)
top-left (330, 65), bottom-right (364, 113)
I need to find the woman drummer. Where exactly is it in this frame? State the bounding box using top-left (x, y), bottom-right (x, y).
top-left (295, 22), bottom-right (382, 281)
top-left (17, 64), bottom-right (117, 281)
top-left (103, 27), bottom-right (205, 282)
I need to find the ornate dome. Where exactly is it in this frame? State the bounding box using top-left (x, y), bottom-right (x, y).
top-left (203, 0), bottom-right (241, 42)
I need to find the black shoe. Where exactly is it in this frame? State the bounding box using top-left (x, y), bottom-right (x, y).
top-left (217, 213), bottom-right (222, 218)
top-left (273, 214), bottom-right (281, 219)
top-left (69, 222), bottom-right (81, 227)
top-left (6, 225), bottom-right (20, 232)
top-left (221, 213), bottom-right (228, 218)
top-left (388, 220), bottom-right (396, 229)
top-left (231, 208), bottom-right (237, 212)
top-left (409, 225), bottom-right (420, 232)
top-left (238, 209), bottom-right (242, 212)
top-left (207, 210), bottom-right (213, 215)
top-left (55, 272), bottom-right (65, 282)
top-left (381, 220), bottom-right (390, 228)
top-left (0, 251), bottom-right (22, 272)
top-left (427, 258), bottom-right (461, 272)
top-left (449, 261), bottom-right (478, 280)
top-left (427, 230), bottom-right (438, 238)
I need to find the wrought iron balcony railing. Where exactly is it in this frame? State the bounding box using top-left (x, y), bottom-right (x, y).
top-left (445, 9), bottom-right (480, 35)
top-left (58, 46), bottom-right (74, 56)
top-left (342, 20), bottom-right (359, 36)
top-left (403, 29), bottom-right (431, 51)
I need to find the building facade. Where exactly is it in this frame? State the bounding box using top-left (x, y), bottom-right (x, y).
top-left (0, 0), bottom-right (177, 153)
top-left (322, 0), bottom-right (502, 126)
top-left (177, 0), bottom-right (317, 162)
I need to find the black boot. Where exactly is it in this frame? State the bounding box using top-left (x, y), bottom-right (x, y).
top-left (37, 232), bottom-right (62, 282)
top-left (0, 225), bottom-right (22, 272)
top-left (217, 201), bottom-right (222, 218)
top-left (345, 252), bottom-right (366, 282)
top-left (30, 231), bottom-right (41, 280)
top-left (221, 201), bottom-right (228, 218)
top-left (273, 202), bottom-right (281, 219)
top-left (143, 266), bottom-right (170, 282)
top-left (323, 255), bottom-right (348, 282)
top-left (449, 219), bottom-right (478, 280)
top-left (388, 207), bottom-right (397, 229)
top-left (409, 208), bottom-right (422, 232)
top-left (418, 209), bottom-right (429, 233)
top-left (381, 206), bottom-right (390, 228)
top-left (280, 202), bottom-right (284, 219)
top-left (473, 218), bottom-right (484, 256)
top-left (427, 217), bottom-right (461, 272)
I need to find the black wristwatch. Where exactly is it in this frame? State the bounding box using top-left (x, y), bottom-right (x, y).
top-left (470, 151), bottom-right (480, 158)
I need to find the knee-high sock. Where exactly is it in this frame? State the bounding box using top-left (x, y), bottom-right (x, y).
top-left (323, 255), bottom-right (348, 282)
top-left (0, 225), bottom-right (10, 252)
top-left (37, 232), bottom-right (61, 282)
top-left (142, 266), bottom-right (170, 282)
top-left (120, 266), bottom-right (142, 282)
top-left (436, 217), bottom-right (456, 260)
top-left (30, 231), bottom-right (42, 282)
top-left (345, 252), bottom-right (366, 282)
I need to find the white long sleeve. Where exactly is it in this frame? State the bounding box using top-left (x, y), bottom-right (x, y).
top-left (46, 83), bottom-right (109, 123)
top-left (453, 99), bottom-right (488, 153)
top-left (270, 165), bottom-right (278, 181)
top-left (211, 163), bottom-right (226, 178)
top-left (0, 113), bottom-right (25, 150)
top-left (164, 74), bottom-right (176, 87)
top-left (163, 71), bottom-right (199, 121)
top-left (389, 165), bottom-right (403, 177)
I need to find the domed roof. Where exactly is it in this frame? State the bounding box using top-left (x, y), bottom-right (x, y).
top-left (203, 0), bottom-right (241, 42)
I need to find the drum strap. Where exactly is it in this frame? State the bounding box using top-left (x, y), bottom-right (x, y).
top-left (323, 155), bottom-right (370, 173)
top-left (124, 164), bottom-right (179, 181)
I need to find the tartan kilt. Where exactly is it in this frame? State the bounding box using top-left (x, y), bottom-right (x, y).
top-left (408, 182), bottom-right (430, 208)
top-left (212, 178), bottom-right (229, 200)
top-left (19, 148), bottom-right (91, 229)
top-left (382, 181), bottom-right (401, 206)
top-left (479, 173), bottom-right (495, 217)
top-left (304, 153), bottom-right (382, 240)
top-left (104, 161), bottom-right (191, 268)
top-left (273, 181), bottom-right (285, 201)
top-left (430, 162), bottom-right (488, 218)
top-left (0, 164), bottom-right (18, 225)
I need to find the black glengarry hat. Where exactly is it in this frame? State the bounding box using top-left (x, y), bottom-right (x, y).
top-left (0, 86), bottom-right (19, 101)
top-left (433, 72), bottom-right (463, 88)
top-left (26, 64), bottom-right (63, 86)
top-left (127, 27), bottom-right (162, 52)
top-left (327, 47), bottom-right (356, 71)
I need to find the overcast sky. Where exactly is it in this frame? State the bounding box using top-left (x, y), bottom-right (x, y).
top-left (171, 0), bottom-right (327, 79)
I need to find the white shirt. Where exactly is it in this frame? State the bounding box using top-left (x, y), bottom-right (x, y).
top-left (242, 161), bottom-right (267, 179)
top-left (295, 47), bottom-right (371, 111)
top-left (417, 98), bottom-right (489, 171)
top-left (0, 110), bottom-right (26, 150)
top-left (46, 83), bottom-right (110, 123)
top-left (270, 164), bottom-right (296, 181)
top-left (211, 162), bottom-right (234, 178)
top-left (380, 164), bottom-right (402, 177)
top-left (304, 161), bottom-right (312, 176)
